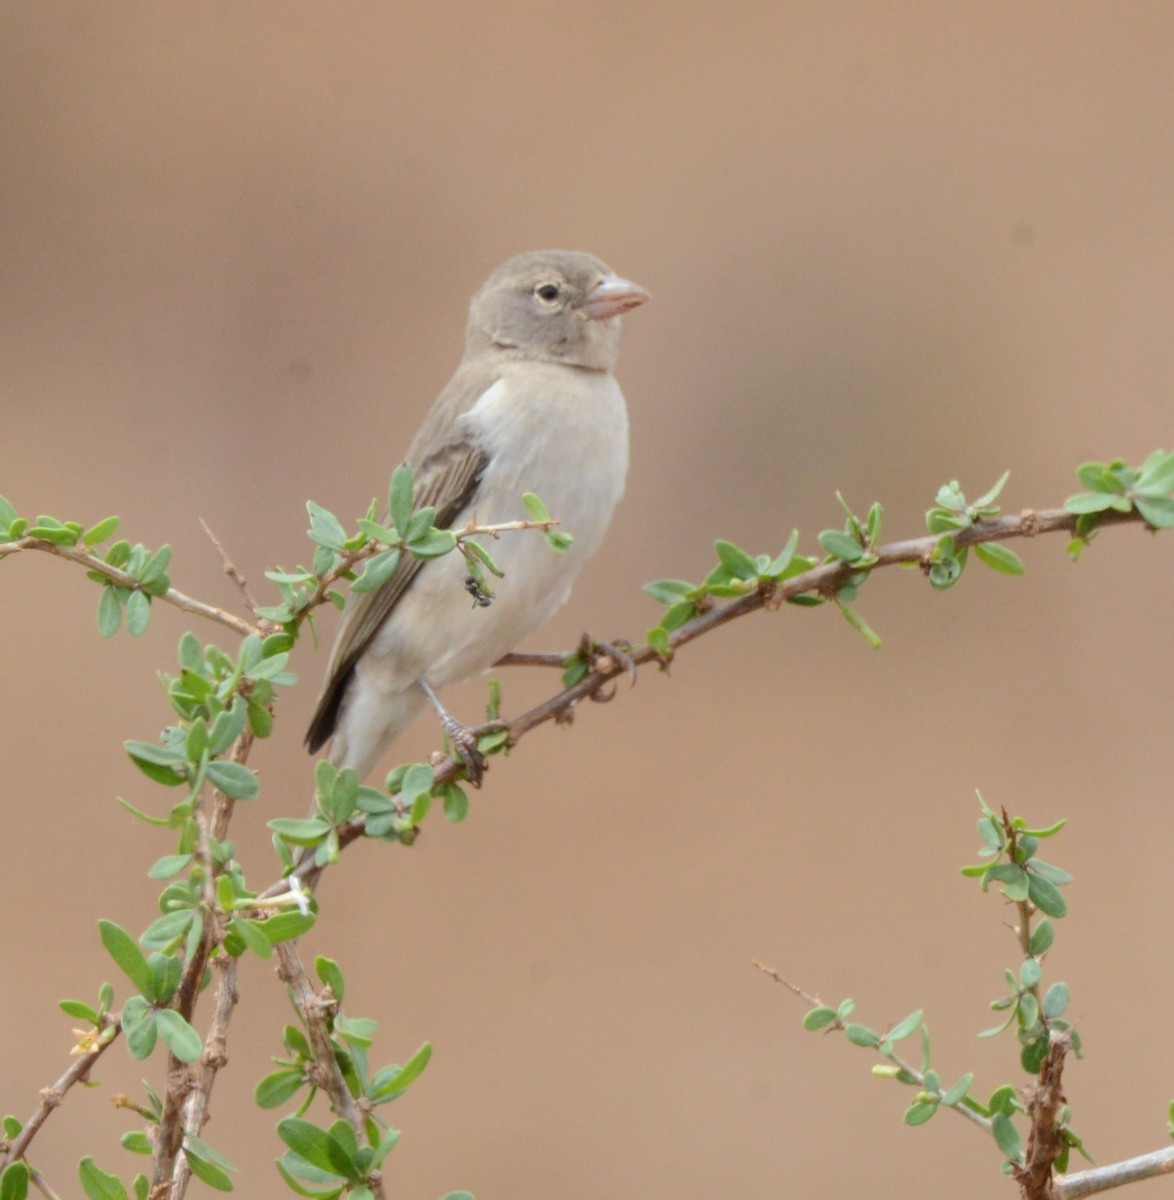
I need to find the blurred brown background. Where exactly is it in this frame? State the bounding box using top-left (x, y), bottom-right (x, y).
top-left (2, 4), bottom-right (1171, 1198)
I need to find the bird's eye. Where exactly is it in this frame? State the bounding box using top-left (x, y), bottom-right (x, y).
top-left (534, 282), bottom-right (561, 304)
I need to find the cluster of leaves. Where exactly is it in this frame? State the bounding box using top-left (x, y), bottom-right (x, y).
top-left (1065, 449), bottom-right (1174, 555)
top-left (641, 473), bottom-right (1036, 659)
top-left (123, 631), bottom-right (296, 814)
top-left (963, 797), bottom-right (1076, 1071)
top-left (924, 471), bottom-right (1024, 588)
top-left (0, 497), bottom-right (171, 637)
top-left (796, 798), bottom-right (1088, 1178)
top-left (255, 956), bottom-right (463, 1200)
top-left (270, 760), bottom-right (472, 870)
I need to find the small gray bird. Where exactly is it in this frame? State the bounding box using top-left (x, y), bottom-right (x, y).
top-left (305, 250), bottom-right (649, 783)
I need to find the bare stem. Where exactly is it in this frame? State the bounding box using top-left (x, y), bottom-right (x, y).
top-left (1055, 1146), bottom-right (1174, 1198)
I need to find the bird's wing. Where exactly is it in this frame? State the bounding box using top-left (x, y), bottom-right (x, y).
top-left (304, 363), bottom-right (498, 753)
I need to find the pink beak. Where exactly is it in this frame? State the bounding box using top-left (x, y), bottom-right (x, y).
top-left (580, 274), bottom-right (651, 320)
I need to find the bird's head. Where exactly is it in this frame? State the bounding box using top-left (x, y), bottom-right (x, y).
top-left (465, 249), bottom-right (650, 371)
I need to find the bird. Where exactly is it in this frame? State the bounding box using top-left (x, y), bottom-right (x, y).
top-left (304, 249), bottom-right (649, 785)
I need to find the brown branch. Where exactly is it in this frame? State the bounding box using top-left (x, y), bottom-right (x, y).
top-left (1014, 1032), bottom-right (1071, 1199)
top-left (3, 1019), bottom-right (122, 1166)
top-left (151, 730), bottom-right (253, 1192)
top-left (167, 957), bottom-right (240, 1199)
top-left (273, 943), bottom-right (386, 1198)
top-left (0, 538), bottom-right (259, 638)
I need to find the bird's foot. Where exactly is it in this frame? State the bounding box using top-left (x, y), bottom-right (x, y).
top-left (579, 634), bottom-right (638, 693)
top-left (441, 713), bottom-right (488, 787)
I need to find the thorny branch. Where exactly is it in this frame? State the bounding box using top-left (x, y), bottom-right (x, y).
top-left (3, 500), bottom-right (1164, 1198)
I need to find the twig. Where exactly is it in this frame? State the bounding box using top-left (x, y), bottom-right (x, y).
top-left (199, 519), bottom-right (260, 614)
top-left (28, 1167), bottom-right (64, 1200)
top-left (752, 961), bottom-right (994, 1137)
top-left (1055, 1145), bottom-right (1174, 1198)
top-left (168, 957), bottom-right (240, 1198)
top-left (0, 538), bottom-right (259, 639)
top-left (3, 1021), bottom-right (122, 1166)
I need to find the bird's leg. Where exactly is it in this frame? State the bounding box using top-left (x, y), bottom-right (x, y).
top-left (418, 679), bottom-right (487, 787)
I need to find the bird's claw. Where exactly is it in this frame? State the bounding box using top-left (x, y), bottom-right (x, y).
top-left (442, 715), bottom-right (488, 787)
top-left (579, 634), bottom-right (637, 686)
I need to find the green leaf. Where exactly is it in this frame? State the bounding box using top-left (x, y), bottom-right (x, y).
top-left (78, 1158), bottom-right (129, 1200)
top-left (521, 492), bottom-right (552, 522)
top-left (838, 601), bottom-right (881, 648)
top-left (802, 1007), bottom-right (838, 1031)
top-left (992, 1112), bottom-right (1023, 1162)
top-left (974, 542), bottom-right (1025, 575)
top-left (307, 502), bottom-right (347, 552)
top-left (1027, 873), bottom-right (1067, 918)
top-left (227, 917), bottom-right (273, 959)
top-left (904, 1099), bottom-right (938, 1126)
top-left (315, 957), bottom-right (346, 1004)
top-left (268, 818), bottom-right (332, 845)
top-left (122, 1001), bottom-right (158, 1059)
top-left (59, 998), bottom-right (100, 1022)
top-left (1019, 958), bottom-right (1042, 989)
top-left (206, 761), bottom-right (259, 801)
top-left (255, 1068), bottom-right (305, 1109)
top-left (156, 1009), bottom-right (202, 1063)
top-left (763, 530), bottom-right (800, 578)
top-left (97, 587), bottom-right (122, 637)
top-left (1029, 919), bottom-right (1055, 956)
top-left (407, 528), bottom-right (457, 558)
top-left (259, 910), bottom-right (317, 945)
top-left (941, 1073), bottom-right (973, 1106)
top-left (141, 909), bottom-right (196, 951)
top-left (121, 1132), bottom-right (152, 1155)
top-left (138, 545), bottom-right (171, 587)
top-left (643, 579), bottom-right (696, 606)
top-left (389, 464), bottom-right (414, 536)
top-left (98, 921), bottom-right (154, 998)
top-left (1029, 859), bottom-right (1073, 886)
top-left (1042, 982), bottom-right (1070, 1018)
top-left (844, 1024), bottom-right (880, 1048)
top-left (183, 1151), bottom-right (234, 1192)
top-left (885, 1009), bottom-right (923, 1042)
top-left (714, 539), bottom-right (760, 580)
top-left (276, 1118), bottom-right (359, 1181)
top-left (370, 1042), bottom-right (433, 1100)
top-left (1136, 448), bottom-right (1174, 493)
top-left (0, 1162), bottom-right (30, 1200)
top-left (818, 529), bottom-right (864, 563)
top-left (1135, 495), bottom-right (1174, 528)
top-left (1064, 491), bottom-right (1131, 514)
top-left (441, 782), bottom-right (469, 822)
top-left (971, 469), bottom-right (1011, 511)
top-left (352, 548), bottom-right (401, 593)
top-left (82, 515), bottom-right (121, 545)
